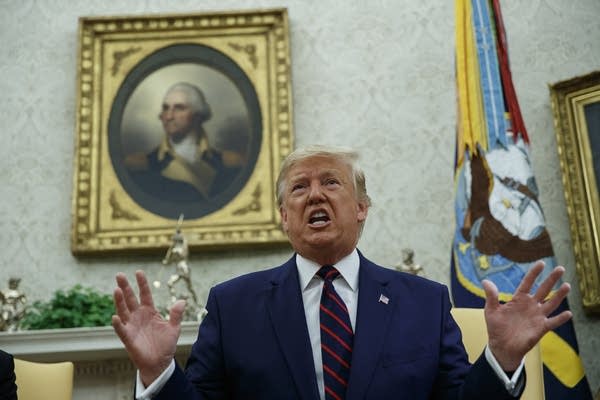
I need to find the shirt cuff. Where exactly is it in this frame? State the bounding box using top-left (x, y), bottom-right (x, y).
top-left (135, 359), bottom-right (176, 400)
top-left (484, 345), bottom-right (525, 396)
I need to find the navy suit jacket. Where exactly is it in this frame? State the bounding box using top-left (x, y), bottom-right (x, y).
top-left (156, 252), bottom-right (521, 399)
top-left (0, 350), bottom-right (17, 400)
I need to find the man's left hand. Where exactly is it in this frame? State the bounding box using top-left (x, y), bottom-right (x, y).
top-left (483, 260), bottom-right (572, 371)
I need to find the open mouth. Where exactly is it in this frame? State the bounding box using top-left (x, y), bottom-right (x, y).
top-left (309, 210), bottom-right (330, 226)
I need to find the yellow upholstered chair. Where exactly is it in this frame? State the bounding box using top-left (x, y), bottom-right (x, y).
top-left (451, 307), bottom-right (545, 400)
top-left (14, 359), bottom-right (74, 400)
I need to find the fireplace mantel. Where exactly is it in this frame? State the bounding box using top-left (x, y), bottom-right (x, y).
top-left (0, 322), bottom-right (202, 398)
top-left (0, 321), bottom-right (199, 362)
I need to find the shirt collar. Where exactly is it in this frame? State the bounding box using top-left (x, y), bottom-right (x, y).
top-left (158, 134), bottom-right (209, 162)
top-left (169, 134), bottom-right (199, 163)
top-left (296, 249), bottom-right (360, 292)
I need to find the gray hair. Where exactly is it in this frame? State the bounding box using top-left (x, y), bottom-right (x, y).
top-left (276, 145), bottom-right (372, 208)
top-left (164, 82), bottom-right (212, 123)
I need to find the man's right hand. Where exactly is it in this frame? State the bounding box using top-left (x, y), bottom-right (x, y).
top-left (112, 270), bottom-right (186, 386)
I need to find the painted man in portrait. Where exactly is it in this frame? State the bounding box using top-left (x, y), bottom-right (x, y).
top-left (125, 82), bottom-right (243, 203)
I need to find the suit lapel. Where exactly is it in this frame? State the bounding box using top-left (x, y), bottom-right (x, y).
top-left (267, 257), bottom-right (320, 400)
top-left (347, 254), bottom-right (393, 400)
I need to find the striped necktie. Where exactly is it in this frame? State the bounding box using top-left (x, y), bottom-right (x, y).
top-left (317, 265), bottom-right (353, 400)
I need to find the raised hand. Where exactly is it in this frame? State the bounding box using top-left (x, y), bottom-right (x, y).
top-left (482, 261), bottom-right (572, 371)
top-left (112, 270), bottom-right (186, 386)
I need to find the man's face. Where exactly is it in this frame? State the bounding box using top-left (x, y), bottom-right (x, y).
top-left (159, 90), bottom-right (195, 141)
top-left (279, 156), bottom-right (368, 264)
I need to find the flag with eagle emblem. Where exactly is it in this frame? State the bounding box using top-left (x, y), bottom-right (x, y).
top-left (451, 0), bottom-right (592, 398)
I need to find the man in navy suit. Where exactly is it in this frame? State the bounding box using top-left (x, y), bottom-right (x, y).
top-left (112, 145), bottom-right (572, 399)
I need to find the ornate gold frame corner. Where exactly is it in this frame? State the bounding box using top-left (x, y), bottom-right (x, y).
top-left (71, 9), bottom-right (294, 255)
top-left (550, 70), bottom-right (600, 314)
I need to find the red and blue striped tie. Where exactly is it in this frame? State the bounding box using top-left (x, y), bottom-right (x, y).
top-left (317, 265), bottom-right (353, 400)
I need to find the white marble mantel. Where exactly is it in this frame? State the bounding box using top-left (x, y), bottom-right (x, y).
top-left (0, 321), bottom-right (199, 362)
top-left (0, 322), bottom-right (201, 399)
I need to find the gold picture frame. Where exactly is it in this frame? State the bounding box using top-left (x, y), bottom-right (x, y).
top-left (550, 70), bottom-right (600, 314)
top-left (71, 9), bottom-right (293, 255)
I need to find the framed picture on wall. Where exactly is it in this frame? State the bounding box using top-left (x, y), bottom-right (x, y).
top-left (71, 9), bottom-right (294, 255)
top-left (550, 70), bottom-right (600, 314)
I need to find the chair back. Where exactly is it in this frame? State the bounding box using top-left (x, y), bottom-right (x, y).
top-left (451, 307), bottom-right (545, 400)
top-left (14, 359), bottom-right (74, 400)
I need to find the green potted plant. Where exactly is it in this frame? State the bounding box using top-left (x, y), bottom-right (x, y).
top-left (20, 285), bottom-right (114, 330)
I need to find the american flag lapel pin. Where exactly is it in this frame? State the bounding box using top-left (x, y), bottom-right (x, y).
top-left (378, 294), bottom-right (389, 304)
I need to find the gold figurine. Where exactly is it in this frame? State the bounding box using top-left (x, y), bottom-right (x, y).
top-left (0, 277), bottom-right (27, 331)
top-left (395, 248), bottom-right (424, 276)
top-left (158, 215), bottom-right (206, 321)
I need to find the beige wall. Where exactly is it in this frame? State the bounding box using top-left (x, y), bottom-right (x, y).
top-left (1, 0), bottom-right (599, 395)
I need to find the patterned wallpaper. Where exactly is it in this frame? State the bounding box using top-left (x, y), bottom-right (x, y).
top-left (1, 0), bottom-right (599, 394)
